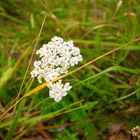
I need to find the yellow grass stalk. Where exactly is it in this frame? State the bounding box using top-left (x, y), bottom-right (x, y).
top-left (0, 37), bottom-right (140, 121)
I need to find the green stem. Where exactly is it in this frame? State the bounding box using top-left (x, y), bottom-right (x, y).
top-left (5, 80), bottom-right (33, 140)
top-left (5, 99), bottom-right (26, 140)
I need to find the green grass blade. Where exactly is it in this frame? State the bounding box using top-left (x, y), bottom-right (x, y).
top-left (75, 65), bottom-right (139, 86)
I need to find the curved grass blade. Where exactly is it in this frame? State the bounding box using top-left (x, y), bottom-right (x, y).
top-left (74, 65), bottom-right (140, 86)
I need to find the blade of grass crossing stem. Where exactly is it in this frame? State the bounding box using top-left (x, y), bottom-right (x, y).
top-left (5, 79), bottom-right (34, 140)
top-left (1, 37), bottom-right (140, 121)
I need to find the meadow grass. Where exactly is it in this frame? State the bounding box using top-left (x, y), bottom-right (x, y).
top-left (0, 0), bottom-right (140, 140)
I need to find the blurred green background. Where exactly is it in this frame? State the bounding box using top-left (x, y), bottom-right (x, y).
top-left (0, 0), bottom-right (140, 140)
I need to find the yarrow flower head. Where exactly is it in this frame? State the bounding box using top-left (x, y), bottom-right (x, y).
top-left (30, 36), bottom-right (83, 102)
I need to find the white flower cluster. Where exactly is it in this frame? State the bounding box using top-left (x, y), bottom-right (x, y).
top-left (30, 36), bottom-right (83, 102)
